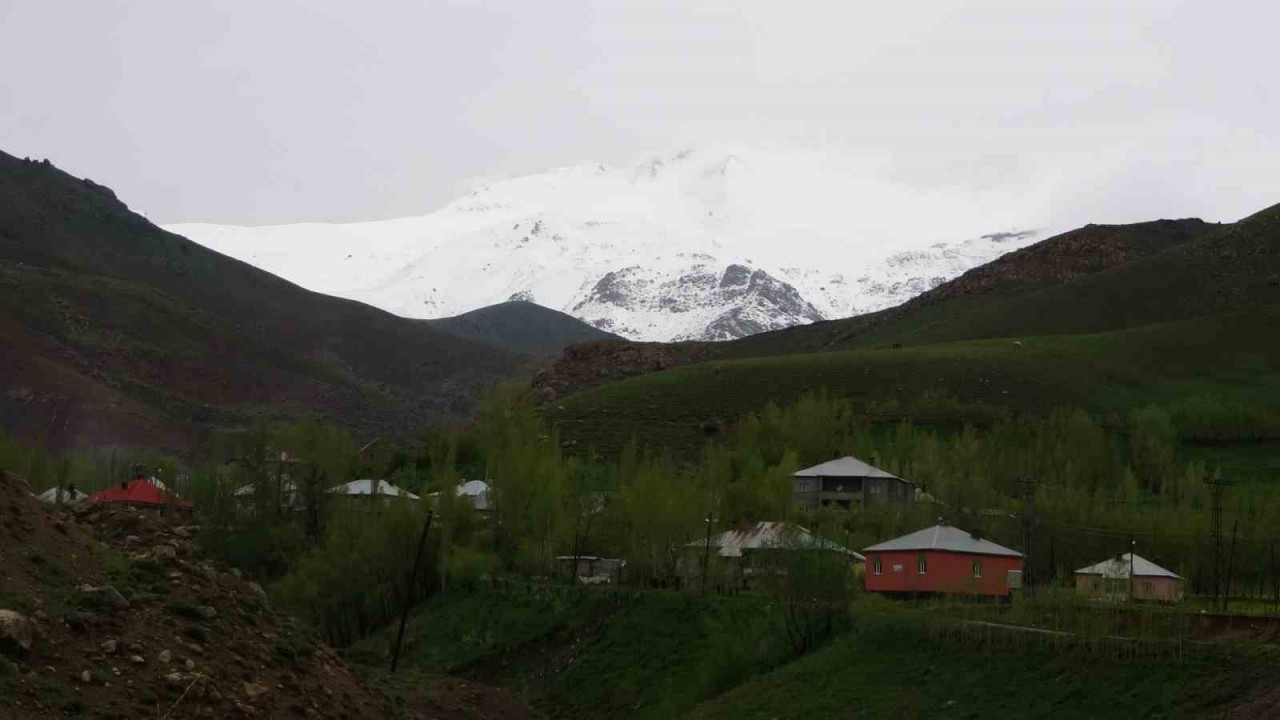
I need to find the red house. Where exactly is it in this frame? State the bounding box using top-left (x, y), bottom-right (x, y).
top-left (863, 524), bottom-right (1023, 597)
top-left (91, 475), bottom-right (189, 510)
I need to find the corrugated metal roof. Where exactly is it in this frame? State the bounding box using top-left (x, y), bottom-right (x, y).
top-left (689, 521), bottom-right (864, 560)
top-left (328, 479), bottom-right (419, 500)
top-left (794, 456), bottom-right (899, 479)
top-left (35, 487), bottom-right (89, 504)
top-left (863, 524), bottom-right (1022, 557)
top-left (1074, 553), bottom-right (1181, 579)
top-left (456, 479), bottom-right (491, 510)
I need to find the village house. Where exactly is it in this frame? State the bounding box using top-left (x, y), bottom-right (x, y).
top-left (328, 478), bottom-right (419, 502)
top-left (685, 521), bottom-right (863, 589)
top-left (793, 456), bottom-right (914, 510)
top-left (35, 485), bottom-right (89, 505)
top-left (863, 524), bottom-right (1023, 597)
top-left (426, 479), bottom-right (492, 512)
top-left (555, 555), bottom-right (627, 585)
top-left (91, 471), bottom-right (191, 511)
top-left (1074, 553), bottom-right (1184, 603)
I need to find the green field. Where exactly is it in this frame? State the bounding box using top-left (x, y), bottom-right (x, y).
top-left (351, 587), bottom-right (1279, 720)
top-left (548, 308), bottom-right (1280, 466)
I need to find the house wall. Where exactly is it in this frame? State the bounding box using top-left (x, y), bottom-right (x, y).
top-left (1074, 574), bottom-right (1184, 602)
top-left (864, 550), bottom-right (1022, 596)
top-left (793, 476), bottom-right (914, 510)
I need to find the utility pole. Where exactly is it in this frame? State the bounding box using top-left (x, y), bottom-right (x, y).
top-left (391, 510), bottom-right (434, 673)
top-left (1020, 477), bottom-right (1037, 594)
top-left (1128, 534), bottom-right (1136, 603)
top-left (700, 512), bottom-right (716, 595)
top-left (1205, 476), bottom-right (1232, 611)
top-left (1225, 519), bottom-right (1240, 614)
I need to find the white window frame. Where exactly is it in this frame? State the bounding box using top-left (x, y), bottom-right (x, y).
top-left (973, 559), bottom-right (983, 578)
top-left (917, 555), bottom-right (927, 575)
top-left (873, 558), bottom-right (882, 575)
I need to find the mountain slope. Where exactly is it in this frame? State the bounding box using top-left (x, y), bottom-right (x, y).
top-left (168, 147), bottom-right (1046, 342)
top-left (534, 203), bottom-right (1280, 456)
top-left (426, 301), bottom-right (619, 356)
top-left (0, 152), bottom-right (524, 451)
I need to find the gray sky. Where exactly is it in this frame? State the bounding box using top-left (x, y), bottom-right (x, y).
top-left (2, 0), bottom-right (1276, 227)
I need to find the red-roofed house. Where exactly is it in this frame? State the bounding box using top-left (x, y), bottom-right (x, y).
top-left (91, 474), bottom-right (189, 509)
top-left (863, 524), bottom-right (1023, 597)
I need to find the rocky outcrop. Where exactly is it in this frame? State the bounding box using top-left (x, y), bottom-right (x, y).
top-left (0, 610), bottom-right (36, 657)
top-left (531, 340), bottom-right (714, 400)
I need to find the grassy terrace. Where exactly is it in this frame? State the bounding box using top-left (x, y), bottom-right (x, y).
top-left (350, 585), bottom-right (1280, 720)
top-left (547, 308), bottom-right (1280, 464)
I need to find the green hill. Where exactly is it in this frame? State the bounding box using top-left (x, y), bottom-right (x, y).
top-left (0, 151), bottom-right (524, 451)
top-left (427, 301), bottom-right (619, 357)
top-left (538, 203), bottom-right (1280, 461)
top-left (547, 307), bottom-right (1280, 458)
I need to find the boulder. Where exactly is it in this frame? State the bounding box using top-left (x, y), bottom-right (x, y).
top-left (73, 584), bottom-right (129, 613)
top-left (0, 609), bottom-right (36, 657)
top-left (153, 545), bottom-right (178, 562)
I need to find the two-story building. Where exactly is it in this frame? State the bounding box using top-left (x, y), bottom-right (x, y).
top-left (793, 456), bottom-right (914, 510)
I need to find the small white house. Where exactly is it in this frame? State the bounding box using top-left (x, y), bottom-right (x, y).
top-left (35, 486), bottom-right (89, 504)
top-left (455, 480), bottom-right (491, 511)
top-left (327, 479), bottom-right (420, 501)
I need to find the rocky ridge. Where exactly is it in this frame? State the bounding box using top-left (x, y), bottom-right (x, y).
top-left (0, 470), bottom-right (528, 719)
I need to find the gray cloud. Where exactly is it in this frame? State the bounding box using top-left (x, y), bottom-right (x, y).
top-left (1, 0), bottom-right (1276, 227)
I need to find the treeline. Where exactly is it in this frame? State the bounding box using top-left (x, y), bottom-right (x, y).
top-left (6, 385), bottom-right (1279, 646)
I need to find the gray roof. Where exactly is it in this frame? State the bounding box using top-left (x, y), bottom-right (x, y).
top-left (35, 486), bottom-right (89, 504)
top-left (863, 524), bottom-right (1022, 557)
top-left (1075, 553), bottom-right (1181, 580)
top-left (689, 521), bottom-right (864, 560)
top-left (794, 456), bottom-right (900, 480)
top-left (328, 479), bottom-right (420, 500)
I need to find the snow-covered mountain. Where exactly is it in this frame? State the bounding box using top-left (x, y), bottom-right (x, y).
top-left (168, 147), bottom-right (1047, 342)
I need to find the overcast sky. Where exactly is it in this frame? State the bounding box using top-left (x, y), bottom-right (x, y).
top-left (1, 0), bottom-right (1276, 227)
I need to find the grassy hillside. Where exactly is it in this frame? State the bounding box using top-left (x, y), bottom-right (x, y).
top-left (547, 307), bottom-right (1280, 458)
top-left (427, 301), bottom-right (619, 356)
top-left (350, 587), bottom-right (795, 720)
top-left (535, 205), bottom-right (1279, 404)
top-left (683, 615), bottom-right (1268, 720)
top-left (351, 587), bottom-right (1278, 720)
top-left (0, 151), bottom-right (525, 450)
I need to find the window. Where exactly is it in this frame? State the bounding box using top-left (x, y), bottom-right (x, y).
top-left (1142, 581), bottom-right (1153, 595)
top-left (972, 559), bottom-right (983, 578)
top-left (917, 555), bottom-right (927, 575)
top-left (873, 558), bottom-right (882, 575)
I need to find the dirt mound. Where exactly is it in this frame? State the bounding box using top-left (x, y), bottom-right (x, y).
top-left (0, 469), bottom-right (415, 719)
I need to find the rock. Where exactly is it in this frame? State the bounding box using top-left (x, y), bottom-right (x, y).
top-left (158, 649), bottom-right (172, 664)
top-left (247, 582), bottom-right (269, 604)
top-left (165, 671), bottom-right (186, 688)
top-left (124, 535), bottom-right (141, 545)
top-left (0, 610), bottom-right (36, 657)
top-left (197, 606), bottom-right (217, 620)
top-left (73, 584), bottom-right (129, 613)
top-left (235, 702), bottom-right (257, 717)
top-left (101, 639), bottom-right (118, 654)
top-left (64, 611), bottom-right (100, 633)
top-left (173, 526), bottom-right (193, 538)
top-left (153, 545), bottom-right (178, 562)
top-left (185, 659), bottom-right (196, 671)
top-left (129, 655), bottom-right (145, 665)
top-left (243, 680), bottom-right (269, 700)
top-left (80, 669), bottom-right (91, 683)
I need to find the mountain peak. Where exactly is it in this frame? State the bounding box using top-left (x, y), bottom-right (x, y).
top-left (167, 147), bottom-right (1044, 342)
